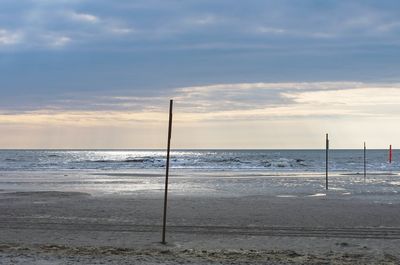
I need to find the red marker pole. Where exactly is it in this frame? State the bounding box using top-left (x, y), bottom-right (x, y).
top-left (389, 145), bottom-right (392, 164)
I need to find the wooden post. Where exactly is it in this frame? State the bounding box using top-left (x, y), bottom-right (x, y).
top-left (363, 142), bottom-right (366, 181)
top-left (326, 133), bottom-right (329, 190)
top-left (162, 99), bottom-right (173, 244)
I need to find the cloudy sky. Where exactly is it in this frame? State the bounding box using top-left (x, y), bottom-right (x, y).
top-left (1, 0), bottom-right (400, 148)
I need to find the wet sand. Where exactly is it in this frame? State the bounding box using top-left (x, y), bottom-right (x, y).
top-left (0, 171), bottom-right (399, 264)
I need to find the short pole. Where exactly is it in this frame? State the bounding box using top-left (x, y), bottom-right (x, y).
top-left (363, 142), bottom-right (366, 181)
top-left (162, 99), bottom-right (173, 244)
top-left (326, 133), bottom-right (329, 190)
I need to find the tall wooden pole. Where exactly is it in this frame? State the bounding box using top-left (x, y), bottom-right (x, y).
top-left (363, 142), bottom-right (366, 181)
top-left (326, 133), bottom-right (329, 190)
top-left (162, 99), bottom-right (173, 244)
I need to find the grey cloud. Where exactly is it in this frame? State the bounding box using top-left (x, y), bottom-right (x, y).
top-left (1, 1), bottom-right (400, 51)
top-left (1, 1), bottom-right (400, 114)
top-left (1, 82), bottom-right (371, 113)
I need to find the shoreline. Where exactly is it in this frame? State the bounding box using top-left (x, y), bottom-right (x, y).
top-left (0, 189), bottom-right (399, 264)
top-left (0, 170), bottom-right (399, 264)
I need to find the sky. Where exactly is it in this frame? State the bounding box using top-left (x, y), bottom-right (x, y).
top-left (1, 0), bottom-right (400, 149)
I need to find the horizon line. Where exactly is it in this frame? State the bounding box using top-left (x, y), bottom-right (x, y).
top-left (0, 148), bottom-right (394, 151)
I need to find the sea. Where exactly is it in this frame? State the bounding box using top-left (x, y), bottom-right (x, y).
top-left (0, 149), bottom-right (398, 198)
top-left (0, 149), bottom-right (397, 173)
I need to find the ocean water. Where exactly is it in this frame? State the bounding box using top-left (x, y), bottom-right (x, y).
top-left (0, 149), bottom-right (397, 173)
top-left (0, 150), bottom-right (399, 198)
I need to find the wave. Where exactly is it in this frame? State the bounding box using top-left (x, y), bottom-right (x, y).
top-left (0, 150), bottom-right (396, 172)
top-left (101, 157), bottom-right (309, 168)
top-left (125, 157), bottom-right (159, 163)
top-left (4, 158), bottom-right (19, 162)
top-left (47, 154), bottom-right (61, 158)
top-left (203, 157), bottom-right (249, 163)
top-left (263, 158), bottom-right (307, 168)
top-left (88, 157), bottom-right (160, 163)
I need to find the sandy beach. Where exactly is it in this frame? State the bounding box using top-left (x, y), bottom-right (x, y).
top-left (0, 170), bottom-right (399, 264)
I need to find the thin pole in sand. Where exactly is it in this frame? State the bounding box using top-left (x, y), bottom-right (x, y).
top-left (162, 99), bottom-right (173, 244)
top-left (364, 142), bottom-right (366, 182)
top-left (325, 133), bottom-right (329, 190)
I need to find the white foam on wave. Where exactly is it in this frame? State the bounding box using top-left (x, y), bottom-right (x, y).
top-left (307, 193), bottom-right (326, 197)
top-left (329, 187), bottom-right (346, 191)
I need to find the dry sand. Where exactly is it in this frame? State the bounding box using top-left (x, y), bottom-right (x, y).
top-left (0, 172), bottom-right (399, 264)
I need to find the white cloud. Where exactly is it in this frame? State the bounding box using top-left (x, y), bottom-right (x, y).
top-left (332, 10), bottom-right (400, 36)
top-left (107, 26), bottom-right (135, 35)
top-left (257, 26), bottom-right (286, 34)
top-left (173, 82), bottom-right (364, 111)
top-left (49, 36), bottom-right (71, 47)
top-left (2, 81), bottom-right (400, 129)
top-left (189, 15), bottom-right (218, 25)
top-left (3, 81), bottom-right (400, 148)
top-left (0, 29), bottom-right (22, 45)
top-left (169, 82), bottom-right (400, 120)
top-left (255, 26), bottom-right (337, 39)
top-left (7, 81), bottom-right (400, 122)
top-left (39, 81), bottom-right (397, 122)
top-left (68, 11), bottom-right (99, 23)
top-left (375, 21), bottom-right (400, 32)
